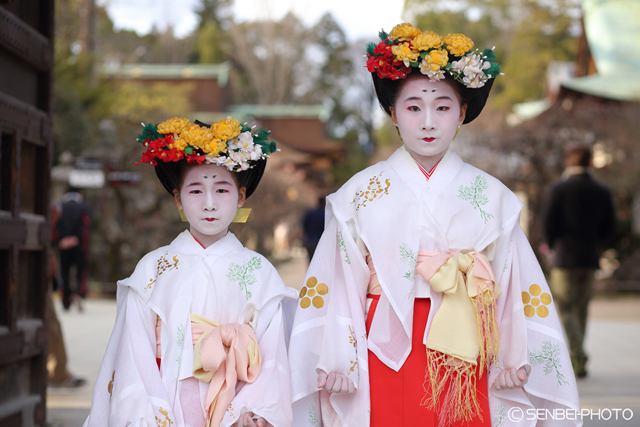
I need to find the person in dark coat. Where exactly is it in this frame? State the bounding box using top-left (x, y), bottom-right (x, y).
top-left (56, 187), bottom-right (92, 310)
top-left (542, 145), bottom-right (616, 377)
top-left (302, 196), bottom-right (326, 262)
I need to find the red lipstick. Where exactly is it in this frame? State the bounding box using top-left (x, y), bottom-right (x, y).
top-left (423, 137), bottom-right (435, 142)
top-left (205, 218), bottom-right (216, 222)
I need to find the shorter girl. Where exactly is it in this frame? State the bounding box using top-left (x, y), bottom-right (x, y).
top-left (84, 117), bottom-right (296, 427)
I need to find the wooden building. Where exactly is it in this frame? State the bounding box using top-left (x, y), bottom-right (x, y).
top-left (0, 1), bottom-right (55, 426)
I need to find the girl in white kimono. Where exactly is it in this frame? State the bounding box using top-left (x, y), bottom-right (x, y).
top-left (84, 117), bottom-right (297, 427)
top-left (289, 23), bottom-right (581, 427)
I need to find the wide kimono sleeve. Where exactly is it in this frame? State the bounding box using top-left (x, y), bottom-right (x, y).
top-left (289, 211), bottom-right (372, 427)
top-left (488, 225), bottom-right (582, 427)
top-left (222, 261), bottom-right (297, 427)
top-left (83, 253), bottom-right (177, 427)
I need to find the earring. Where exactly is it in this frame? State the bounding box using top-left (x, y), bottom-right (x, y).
top-left (452, 125), bottom-right (461, 141)
top-left (178, 208), bottom-right (188, 222)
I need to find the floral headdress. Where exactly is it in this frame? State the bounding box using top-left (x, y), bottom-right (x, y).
top-left (366, 23), bottom-right (501, 88)
top-left (136, 116), bottom-right (277, 172)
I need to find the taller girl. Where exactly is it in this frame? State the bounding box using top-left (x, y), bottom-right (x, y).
top-left (289, 23), bottom-right (580, 427)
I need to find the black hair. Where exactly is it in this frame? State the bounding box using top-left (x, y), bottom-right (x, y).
top-left (566, 145), bottom-right (592, 167)
top-left (371, 69), bottom-right (493, 124)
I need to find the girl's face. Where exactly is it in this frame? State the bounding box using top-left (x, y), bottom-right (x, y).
top-left (174, 163), bottom-right (246, 248)
top-left (390, 77), bottom-right (467, 168)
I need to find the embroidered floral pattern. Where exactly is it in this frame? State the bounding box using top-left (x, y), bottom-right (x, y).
top-left (107, 370), bottom-right (115, 399)
top-left (338, 231), bottom-right (351, 264)
top-left (155, 408), bottom-right (174, 427)
top-left (522, 284), bottom-right (552, 318)
top-left (347, 326), bottom-right (359, 381)
top-left (299, 276), bottom-right (328, 309)
top-left (351, 172), bottom-right (391, 211)
top-left (400, 243), bottom-right (417, 298)
top-left (491, 403), bottom-right (507, 427)
top-left (227, 403), bottom-right (235, 418)
top-left (146, 252), bottom-right (179, 291)
top-left (175, 325), bottom-right (185, 365)
top-left (227, 257), bottom-right (262, 300)
top-left (458, 175), bottom-right (494, 224)
top-left (529, 341), bottom-right (569, 387)
top-left (308, 405), bottom-right (320, 426)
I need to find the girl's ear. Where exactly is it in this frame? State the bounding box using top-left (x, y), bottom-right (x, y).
top-left (173, 189), bottom-right (182, 209)
top-left (390, 106), bottom-right (398, 126)
top-left (237, 187), bottom-right (247, 208)
top-left (459, 104), bottom-right (468, 125)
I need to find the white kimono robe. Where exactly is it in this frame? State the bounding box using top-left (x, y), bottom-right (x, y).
top-left (84, 230), bottom-right (297, 427)
top-left (289, 147), bottom-right (581, 427)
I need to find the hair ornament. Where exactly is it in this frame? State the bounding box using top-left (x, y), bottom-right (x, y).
top-left (366, 23), bottom-right (501, 88)
top-left (136, 117), bottom-right (277, 172)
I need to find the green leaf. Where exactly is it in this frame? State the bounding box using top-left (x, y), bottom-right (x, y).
top-left (136, 123), bottom-right (162, 143)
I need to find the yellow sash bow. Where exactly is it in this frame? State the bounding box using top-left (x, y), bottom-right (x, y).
top-left (191, 313), bottom-right (261, 427)
top-left (415, 251), bottom-right (502, 426)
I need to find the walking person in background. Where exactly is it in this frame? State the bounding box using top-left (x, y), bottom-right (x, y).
top-left (48, 202), bottom-right (87, 388)
top-left (542, 144), bottom-right (616, 378)
top-left (56, 187), bottom-right (92, 310)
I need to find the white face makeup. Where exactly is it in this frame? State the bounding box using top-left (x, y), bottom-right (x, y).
top-left (174, 163), bottom-right (245, 248)
top-left (391, 77), bottom-right (467, 170)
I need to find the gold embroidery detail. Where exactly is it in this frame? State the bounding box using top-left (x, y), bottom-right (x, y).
top-left (107, 370), bottom-right (115, 398)
top-left (522, 284), bottom-right (552, 318)
top-left (155, 407), bottom-right (174, 427)
top-left (300, 276), bottom-right (328, 309)
top-left (347, 326), bottom-right (359, 377)
top-left (227, 403), bottom-right (235, 418)
top-left (146, 252), bottom-right (180, 291)
top-left (351, 172), bottom-right (391, 211)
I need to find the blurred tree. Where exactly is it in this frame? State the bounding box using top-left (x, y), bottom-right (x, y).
top-left (404, 0), bottom-right (581, 108)
top-left (226, 13), bottom-right (309, 104)
top-left (191, 0), bottom-right (234, 63)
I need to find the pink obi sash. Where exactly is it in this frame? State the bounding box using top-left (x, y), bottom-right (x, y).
top-left (190, 313), bottom-right (262, 427)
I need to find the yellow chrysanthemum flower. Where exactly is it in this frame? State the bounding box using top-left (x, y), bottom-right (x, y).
top-left (172, 136), bottom-right (190, 151)
top-left (179, 124), bottom-right (215, 152)
top-left (211, 117), bottom-right (242, 142)
top-left (412, 31), bottom-right (443, 51)
top-left (444, 33), bottom-right (474, 57)
top-left (157, 117), bottom-right (191, 135)
top-left (388, 23), bottom-right (421, 42)
top-left (425, 49), bottom-right (449, 71)
top-left (392, 42), bottom-right (420, 66)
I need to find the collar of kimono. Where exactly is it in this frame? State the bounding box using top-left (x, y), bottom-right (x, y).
top-left (173, 230), bottom-right (243, 256)
top-left (191, 313), bottom-right (261, 427)
top-left (415, 250), bottom-right (502, 424)
top-left (414, 158), bottom-right (441, 180)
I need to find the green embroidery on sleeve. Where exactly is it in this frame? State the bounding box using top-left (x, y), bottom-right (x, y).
top-left (227, 257), bottom-right (262, 300)
top-left (492, 403), bottom-right (507, 427)
top-left (338, 231), bottom-right (351, 264)
top-left (400, 243), bottom-right (417, 298)
top-left (308, 405), bottom-right (320, 426)
top-left (458, 175), bottom-right (494, 224)
top-left (529, 341), bottom-right (569, 386)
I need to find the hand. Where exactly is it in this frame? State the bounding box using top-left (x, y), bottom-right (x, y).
top-left (232, 412), bottom-right (271, 427)
top-left (491, 365), bottom-right (531, 391)
top-left (59, 236), bottom-right (79, 250)
top-left (317, 370), bottom-right (355, 394)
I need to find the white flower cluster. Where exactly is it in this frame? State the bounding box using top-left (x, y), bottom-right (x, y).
top-left (205, 131), bottom-right (267, 171)
top-left (450, 51), bottom-right (492, 88)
